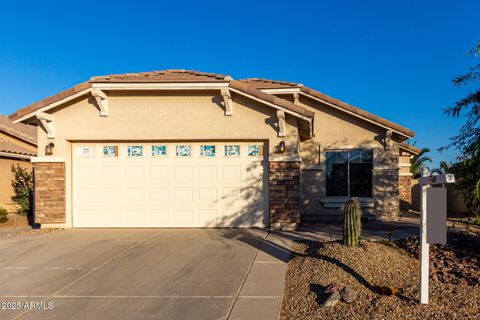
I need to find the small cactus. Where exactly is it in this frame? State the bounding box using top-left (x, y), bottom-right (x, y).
top-left (343, 198), bottom-right (362, 247)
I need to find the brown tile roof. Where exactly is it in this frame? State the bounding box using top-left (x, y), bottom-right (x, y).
top-left (230, 80), bottom-right (314, 118)
top-left (0, 115), bottom-right (37, 145)
top-left (239, 78), bottom-right (300, 89)
top-left (91, 70), bottom-right (232, 83)
top-left (0, 137), bottom-right (36, 157)
top-left (8, 81), bottom-right (92, 122)
top-left (398, 142), bottom-right (420, 155)
top-left (240, 79), bottom-right (415, 138)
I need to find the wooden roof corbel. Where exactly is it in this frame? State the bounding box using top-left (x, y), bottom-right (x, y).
top-left (277, 109), bottom-right (286, 137)
top-left (221, 88), bottom-right (233, 116)
top-left (36, 112), bottom-right (55, 139)
top-left (91, 88), bottom-right (109, 116)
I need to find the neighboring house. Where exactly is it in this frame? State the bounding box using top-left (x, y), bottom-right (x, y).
top-left (9, 70), bottom-right (419, 229)
top-left (0, 115), bottom-right (37, 210)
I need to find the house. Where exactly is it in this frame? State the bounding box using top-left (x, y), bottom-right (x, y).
top-left (0, 115), bottom-right (37, 210)
top-left (9, 70), bottom-right (419, 229)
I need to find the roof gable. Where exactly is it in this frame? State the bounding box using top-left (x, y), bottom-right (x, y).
top-left (239, 79), bottom-right (414, 138)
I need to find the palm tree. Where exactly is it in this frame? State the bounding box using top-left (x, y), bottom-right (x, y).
top-left (431, 161), bottom-right (450, 175)
top-left (410, 147), bottom-right (432, 178)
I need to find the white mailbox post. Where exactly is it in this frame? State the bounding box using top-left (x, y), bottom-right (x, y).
top-left (418, 168), bottom-right (455, 304)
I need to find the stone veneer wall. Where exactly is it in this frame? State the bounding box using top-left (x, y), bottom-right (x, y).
top-left (269, 161), bottom-right (301, 230)
top-left (34, 162), bottom-right (65, 224)
top-left (372, 145), bottom-right (400, 221)
top-left (399, 175), bottom-right (412, 210)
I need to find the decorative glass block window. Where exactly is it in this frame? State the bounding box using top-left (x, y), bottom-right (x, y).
top-left (127, 146), bottom-right (143, 157)
top-left (76, 146), bottom-right (94, 158)
top-left (200, 145), bottom-right (216, 157)
top-left (224, 145), bottom-right (240, 156)
top-left (103, 146), bottom-right (118, 157)
top-left (325, 149), bottom-right (373, 197)
top-left (248, 145), bottom-right (262, 157)
top-left (151, 145), bottom-right (167, 157)
top-left (176, 145), bottom-right (191, 157)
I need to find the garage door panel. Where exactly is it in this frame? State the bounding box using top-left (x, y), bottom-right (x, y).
top-left (198, 209), bottom-right (217, 226)
top-left (149, 208), bottom-right (170, 225)
top-left (174, 187), bottom-right (194, 201)
top-left (223, 166), bottom-right (242, 180)
top-left (77, 187), bottom-right (97, 202)
top-left (101, 166), bottom-right (121, 178)
top-left (173, 209), bottom-right (195, 225)
top-left (126, 188), bottom-right (145, 201)
top-left (149, 166), bottom-right (169, 179)
top-left (101, 208), bottom-right (122, 226)
top-left (198, 166), bottom-right (217, 180)
top-left (125, 166), bottom-right (144, 178)
top-left (76, 165), bottom-right (97, 179)
top-left (198, 187), bottom-right (218, 202)
top-left (100, 188), bottom-right (120, 201)
top-left (174, 166), bottom-right (194, 181)
top-left (73, 142), bottom-right (266, 228)
top-left (150, 187), bottom-right (169, 201)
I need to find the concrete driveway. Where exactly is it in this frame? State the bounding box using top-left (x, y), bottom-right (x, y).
top-left (0, 229), bottom-right (291, 320)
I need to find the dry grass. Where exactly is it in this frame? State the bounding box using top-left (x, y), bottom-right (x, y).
top-left (281, 240), bottom-right (479, 320)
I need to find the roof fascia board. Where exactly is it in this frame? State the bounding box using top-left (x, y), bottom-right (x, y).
top-left (300, 92), bottom-right (413, 139)
top-left (13, 88), bottom-right (92, 124)
top-left (398, 144), bottom-right (420, 155)
top-left (229, 87), bottom-right (312, 122)
top-left (260, 88), bottom-right (301, 94)
top-left (0, 151), bottom-right (33, 160)
top-left (91, 82), bottom-right (229, 90)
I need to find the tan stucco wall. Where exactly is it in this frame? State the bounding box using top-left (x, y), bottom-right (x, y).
top-left (296, 95), bottom-right (400, 220)
top-left (0, 157), bottom-right (32, 210)
top-left (36, 90), bottom-right (300, 227)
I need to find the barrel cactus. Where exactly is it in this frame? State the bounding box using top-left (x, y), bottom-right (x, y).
top-left (343, 198), bottom-right (362, 247)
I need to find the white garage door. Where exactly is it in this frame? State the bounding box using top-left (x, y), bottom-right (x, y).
top-left (72, 142), bottom-right (267, 228)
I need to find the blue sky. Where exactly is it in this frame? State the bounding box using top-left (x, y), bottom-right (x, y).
top-left (0, 0), bottom-right (478, 168)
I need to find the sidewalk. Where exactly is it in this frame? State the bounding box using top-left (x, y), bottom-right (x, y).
top-left (228, 232), bottom-right (293, 320)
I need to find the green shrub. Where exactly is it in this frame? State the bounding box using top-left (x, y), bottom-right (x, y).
top-left (0, 208), bottom-right (8, 223)
top-left (11, 164), bottom-right (33, 216)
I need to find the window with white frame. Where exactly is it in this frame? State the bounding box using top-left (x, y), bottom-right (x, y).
top-left (325, 149), bottom-right (373, 197)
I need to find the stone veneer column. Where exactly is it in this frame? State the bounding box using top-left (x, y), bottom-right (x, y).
top-left (399, 175), bottom-right (412, 210)
top-left (33, 161), bottom-right (66, 224)
top-left (269, 161), bottom-right (301, 230)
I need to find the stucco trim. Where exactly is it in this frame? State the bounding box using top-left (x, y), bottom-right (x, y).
top-left (31, 157), bottom-right (65, 163)
top-left (269, 155), bottom-right (302, 162)
top-left (400, 172), bottom-right (413, 177)
top-left (91, 82), bottom-right (230, 90)
top-left (0, 151), bottom-right (32, 160)
top-left (320, 197), bottom-right (375, 208)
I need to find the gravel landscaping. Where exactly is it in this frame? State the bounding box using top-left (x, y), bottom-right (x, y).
top-left (280, 232), bottom-right (480, 320)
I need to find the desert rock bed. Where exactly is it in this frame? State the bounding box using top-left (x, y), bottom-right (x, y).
top-left (396, 230), bottom-right (479, 286)
top-left (281, 232), bottom-right (480, 320)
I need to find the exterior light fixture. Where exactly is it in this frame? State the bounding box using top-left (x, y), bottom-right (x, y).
top-left (45, 143), bottom-right (55, 156)
top-left (277, 141), bottom-right (286, 154)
